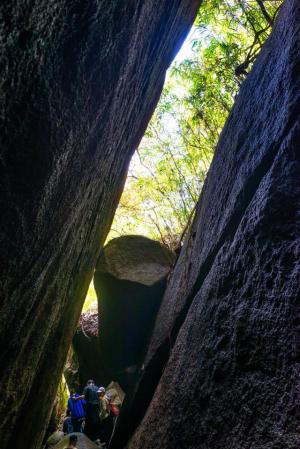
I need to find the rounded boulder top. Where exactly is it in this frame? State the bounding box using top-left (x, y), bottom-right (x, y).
top-left (52, 433), bottom-right (99, 449)
top-left (95, 235), bottom-right (175, 286)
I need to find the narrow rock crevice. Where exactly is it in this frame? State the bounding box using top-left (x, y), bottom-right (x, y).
top-left (113, 77), bottom-right (300, 449)
top-left (116, 2), bottom-right (300, 448)
top-left (0, 2), bottom-right (201, 448)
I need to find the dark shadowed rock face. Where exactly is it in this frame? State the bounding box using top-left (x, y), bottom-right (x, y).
top-left (0, 2), bottom-right (200, 449)
top-left (93, 236), bottom-right (175, 390)
top-left (122, 1), bottom-right (300, 448)
top-left (72, 312), bottom-right (101, 389)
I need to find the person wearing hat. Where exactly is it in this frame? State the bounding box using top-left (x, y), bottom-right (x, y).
top-left (98, 387), bottom-right (114, 447)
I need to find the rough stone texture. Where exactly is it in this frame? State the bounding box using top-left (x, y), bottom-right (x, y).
top-left (124, 1), bottom-right (300, 448)
top-left (52, 433), bottom-right (98, 449)
top-left (93, 236), bottom-right (175, 390)
top-left (97, 235), bottom-right (175, 286)
top-left (46, 431), bottom-right (64, 447)
top-left (77, 311), bottom-right (99, 338)
top-left (64, 346), bottom-right (80, 392)
top-left (0, 2), bottom-right (200, 449)
top-left (46, 379), bottom-right (69, 441)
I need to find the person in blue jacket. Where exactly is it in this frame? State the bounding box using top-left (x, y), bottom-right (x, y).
top-left (67, 388), bottom-right (86, 433)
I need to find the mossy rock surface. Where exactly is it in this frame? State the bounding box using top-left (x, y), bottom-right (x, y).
top-left (46, 431), bottom-right (64, 446)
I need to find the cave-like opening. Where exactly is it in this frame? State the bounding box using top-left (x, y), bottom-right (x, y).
top-left (2, 1), bottom-right (294, 449)
top-left (49, 2), bottom-right (282, 447)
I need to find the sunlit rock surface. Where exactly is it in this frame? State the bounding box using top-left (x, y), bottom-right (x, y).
top-left (97, 235), bottom-right (175, 286)
top-left (0, 2), bottom-right (200, 448)
top-left (114, 2), bottom-right (300, 448)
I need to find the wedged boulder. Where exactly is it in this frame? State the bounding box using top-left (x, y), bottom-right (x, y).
top-left (45, 431), bottom-right (64, 448)
top-left (114, 1), bottom-right (300, 448)
top-left (52, 433), bottom-right (98, 449)
top-left (0, 2), bottom-right (200, 449)
top-left (92, 235), bottom-right (175, 389)
top-left (97, 235), bottom-right (175, 286)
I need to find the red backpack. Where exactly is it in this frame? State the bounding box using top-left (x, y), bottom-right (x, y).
top-left (110, 403), bottom-right (119, 416)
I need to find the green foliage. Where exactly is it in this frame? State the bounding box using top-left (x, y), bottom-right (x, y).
top-left (82, 280), bottom-right (98, 312)
top-left (83, 0), bottom-right (282, 311)
top-left (108, 0), bottom-right (282, 250)
top-left (52, 376), bottom-right (69, 431)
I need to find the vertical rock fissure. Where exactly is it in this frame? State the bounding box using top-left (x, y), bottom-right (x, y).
top-left (114, 95), bottom-right (300, 449)
top-left (0, 1), bottom-right (202, 448)
top-left (110, 339), bottom-right (170, 449)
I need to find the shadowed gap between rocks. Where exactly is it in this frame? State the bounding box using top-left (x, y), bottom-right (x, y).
top-left (86, 112), bottom-right (291, 449)
top-left (49, 2), bottom-right (300, 447)
top-left (110, 13), bottom-right (300, 446)
top-left (62, 236), bottom-right (175, 418)
top-left (122, 1), bottom-right (300, 447)
top-left (71, 276), bottom-right (168, 391)
top-left (0, 2), bottom-right (201, 448)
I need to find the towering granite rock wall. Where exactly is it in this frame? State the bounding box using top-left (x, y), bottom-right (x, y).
top-left (124, 1), bottom-right (300, 448)
top-left (0, 2), bottom-right (200, 449)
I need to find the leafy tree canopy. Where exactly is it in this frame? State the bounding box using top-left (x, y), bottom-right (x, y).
top-left (108, 0), bottom-right (282, 250)
top-left (83, 0), bottom-right (282, 312)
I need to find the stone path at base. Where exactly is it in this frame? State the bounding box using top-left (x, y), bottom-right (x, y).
top-left (52, 433), bottom-right (99, 449)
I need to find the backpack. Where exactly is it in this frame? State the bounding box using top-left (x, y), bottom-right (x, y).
top-left (110, 403), bottom-right (119, 417)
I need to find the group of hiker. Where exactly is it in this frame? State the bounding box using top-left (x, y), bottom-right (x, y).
top-left (64, 379), bottom-right (119, 447)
